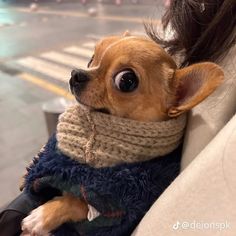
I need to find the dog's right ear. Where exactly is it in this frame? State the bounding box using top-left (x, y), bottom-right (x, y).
top-left (168, 62), bottom-right (224, 117)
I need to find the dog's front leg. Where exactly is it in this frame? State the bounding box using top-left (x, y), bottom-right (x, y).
top-left (21, 194), bottom-right (88, 236)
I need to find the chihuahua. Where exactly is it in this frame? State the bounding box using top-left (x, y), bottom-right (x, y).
top-left (21, 32), bottom-right (224, 236)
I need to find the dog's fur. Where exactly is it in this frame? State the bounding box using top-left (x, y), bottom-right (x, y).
top-left (21, 33), bottom-right (224, 236)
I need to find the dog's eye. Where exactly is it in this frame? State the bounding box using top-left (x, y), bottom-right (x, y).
top-left (113, 70), bottom-right (139, 92)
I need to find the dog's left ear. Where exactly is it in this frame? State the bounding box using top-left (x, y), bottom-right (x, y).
top-left (168, 62), bottom-right (224, 117)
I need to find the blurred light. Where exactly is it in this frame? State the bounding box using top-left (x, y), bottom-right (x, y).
top-left (0, 8), bottom-right (14, 26)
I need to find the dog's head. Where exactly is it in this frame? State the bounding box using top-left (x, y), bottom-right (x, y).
top-left (70, 33), bottom-right (224, 122)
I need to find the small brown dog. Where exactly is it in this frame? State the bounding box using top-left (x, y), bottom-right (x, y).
top-left (21, 32), bottom-right (224, 235)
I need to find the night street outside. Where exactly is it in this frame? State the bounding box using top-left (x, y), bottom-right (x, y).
top-left (0, 0), bottom-right (164, 205)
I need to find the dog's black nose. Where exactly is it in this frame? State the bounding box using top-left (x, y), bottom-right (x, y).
top-left (71, 69), bottom-right (89, 83)
top-left (70, 69), bottom-right (90, 92)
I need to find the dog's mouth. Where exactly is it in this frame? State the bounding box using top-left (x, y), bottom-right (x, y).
top-left (71, 89), bottom-right (111, 115)
top-left (74, 96), bottom-right (110, 115)
top-left (94, 108), bottom-right (110, 114)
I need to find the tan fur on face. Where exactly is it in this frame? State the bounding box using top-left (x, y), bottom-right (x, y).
top-left (76, 36), bottom-right (223, 121)
top-left (77, 36), bottom-right (177, 121)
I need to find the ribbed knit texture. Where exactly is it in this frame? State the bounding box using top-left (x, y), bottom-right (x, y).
top-left (57, 105), bottom-right (186, 168)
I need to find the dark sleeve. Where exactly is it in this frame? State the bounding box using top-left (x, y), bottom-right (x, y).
top-left (0, 192), bottom-right (40, 236)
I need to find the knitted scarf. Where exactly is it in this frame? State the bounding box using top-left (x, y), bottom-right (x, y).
top-left (57, 105), bottom-right (186, 168)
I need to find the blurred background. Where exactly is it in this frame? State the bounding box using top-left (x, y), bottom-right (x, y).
top-left (0, 0), bottom-right (166, 205)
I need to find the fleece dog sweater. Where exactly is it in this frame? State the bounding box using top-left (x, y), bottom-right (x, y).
top-left (24, 105), bottom-right (186, 236)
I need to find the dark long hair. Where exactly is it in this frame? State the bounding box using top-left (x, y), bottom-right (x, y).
top-left (145, 0), bottom-right (236, 67)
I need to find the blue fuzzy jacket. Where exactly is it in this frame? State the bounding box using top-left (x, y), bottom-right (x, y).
top-left (24, 134), bottom-right (181, 236)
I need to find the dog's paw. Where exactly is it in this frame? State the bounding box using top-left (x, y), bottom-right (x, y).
top-left (21, 206), bottom-right (51, 236)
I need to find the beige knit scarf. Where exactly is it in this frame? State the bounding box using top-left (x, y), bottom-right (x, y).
top-left (56, 105), bottom-right (186, 168)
